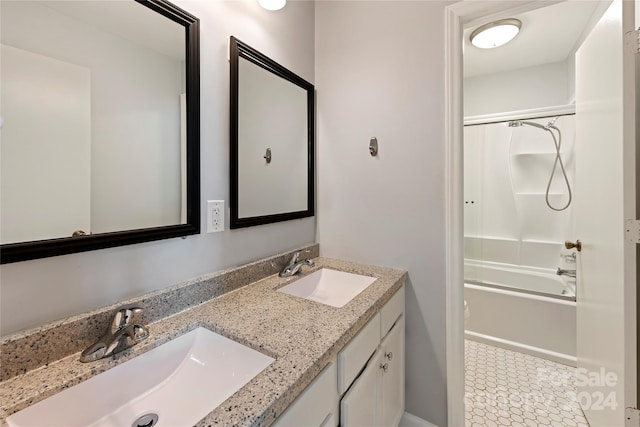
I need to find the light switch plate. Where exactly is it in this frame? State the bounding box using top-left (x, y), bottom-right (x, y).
top-left (207, 200), bottom-right (224, 233)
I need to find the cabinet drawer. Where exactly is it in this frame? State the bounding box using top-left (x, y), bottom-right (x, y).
top-left (273, 361), bottom-right (338, 427)
top-left (380, 285), bottom-right (404, 338)
top-left (338, 313), bottom-right (381, 395)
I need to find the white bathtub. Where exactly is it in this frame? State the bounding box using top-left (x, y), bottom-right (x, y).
top-left (464, 261), bottom-right (577, 366)
top-left (465, 259), bottom-right (575, 297)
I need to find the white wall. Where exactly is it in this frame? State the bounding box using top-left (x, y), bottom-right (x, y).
top-left (464, 60), bottom-right (571, 117)
top-left (0, 0), bottom-right (315, 335)
top-left (566, 54), bottom-right (576, 102)
top-left (315, 1), bottom-right (452, 425)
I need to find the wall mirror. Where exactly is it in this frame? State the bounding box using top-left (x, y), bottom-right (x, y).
top-left (0, 0), bottom-right (200, 264)
top-left (229, 36), bottom-right (314, 229)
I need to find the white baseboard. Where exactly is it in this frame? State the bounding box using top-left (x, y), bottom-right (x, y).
top-left (465, 330), bottom-right (577, 367)
top-left (399, 412), bottom-right (439, 427)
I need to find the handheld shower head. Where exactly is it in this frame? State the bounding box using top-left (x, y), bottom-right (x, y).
top-left (506, 116), bottom-right (572, 211)
top-left (546, 117), bottom-right (559, 129)
top-left (508, 118), bottom-right (559, 130)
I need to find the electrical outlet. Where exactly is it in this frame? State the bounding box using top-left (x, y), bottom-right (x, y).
top-left (207, 200), bottom-right (224, 233)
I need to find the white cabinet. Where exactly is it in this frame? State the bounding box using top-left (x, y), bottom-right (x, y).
top-left (338, 310), bottom-right (381, 395)
top-left (273, 284), bottom-right (404, 427)
top-left (340, 316), bottom-right (404, 427)
top-left (340, 348), bottom-right (381, 426)
top-left (380, 316), bottom-right (405, 427)
top-left (272, 361), bottom-right (339, 427)
top-left (340, 286), bottom-right (405, 427)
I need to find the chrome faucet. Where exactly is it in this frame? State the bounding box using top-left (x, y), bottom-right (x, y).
top-left (80, 305), bottom-right (149, 363)
top-left (556, 268), bottom-right (576, 278)
top-left (279, 251), bottom-right (314, 277)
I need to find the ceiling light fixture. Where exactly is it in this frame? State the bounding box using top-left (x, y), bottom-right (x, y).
top-left (258, 0), bottom-right (286, 11)
top-left (470, 18), bottom-right (522, 49)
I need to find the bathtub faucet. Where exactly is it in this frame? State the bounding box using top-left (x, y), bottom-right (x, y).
top-left (556, 268), bottom-right (576, 278)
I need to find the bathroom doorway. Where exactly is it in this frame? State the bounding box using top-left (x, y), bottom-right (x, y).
top-left (444, 0), bottom-right (638, 426)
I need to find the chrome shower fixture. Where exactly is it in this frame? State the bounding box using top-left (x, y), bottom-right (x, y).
top-left (507, 116), bottom-right (572, 211)
top-left (508, 118), bottom-right (557, 130)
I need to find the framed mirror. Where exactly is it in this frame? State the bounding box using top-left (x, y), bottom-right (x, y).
top-left (0, 0), bottom-right (200, 264)
top-left (229, 36), bottom-right (314, 229)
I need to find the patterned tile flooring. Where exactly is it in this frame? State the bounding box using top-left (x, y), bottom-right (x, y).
top-left (465, 340), bottom-right (590, 427)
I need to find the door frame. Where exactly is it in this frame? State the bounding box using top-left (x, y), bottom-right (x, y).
top-left (623, 0), bottom-right (639, 412)
top-left (443, 0), bottom-right (638, 424)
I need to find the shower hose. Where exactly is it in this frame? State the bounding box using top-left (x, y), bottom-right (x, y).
top-left (543, 123), bottom-right (572, 211)
top-left (513, 119), bottom-right (572, 211)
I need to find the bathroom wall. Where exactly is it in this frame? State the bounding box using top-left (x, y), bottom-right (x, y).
top-left (0, 0), bottom-right (315, 335)
top-left (315, 1), bottom-right (453, 425)
top-left (464, 60), bottom-right (572, 117)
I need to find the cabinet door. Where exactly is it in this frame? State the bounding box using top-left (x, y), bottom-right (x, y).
top-left (340, 350), bottom-right (382, 427)
top-left (273, 361), bottom-right (338, 427)
top-left (380, 316), bottom-right (404, 427)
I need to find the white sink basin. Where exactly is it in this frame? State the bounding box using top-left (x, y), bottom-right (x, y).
top-left (7, 327), bottom-right (274, 427)
top-left (278, 268), bottom-right (377, 308)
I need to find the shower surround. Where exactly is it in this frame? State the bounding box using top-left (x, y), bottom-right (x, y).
top-left (463, 112), bottom-right (577, 363)
top-left (464, 114), bottom-right (576, 291)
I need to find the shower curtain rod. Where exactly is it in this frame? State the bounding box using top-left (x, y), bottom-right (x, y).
top-left (464, 104), bottom-right (576, 127)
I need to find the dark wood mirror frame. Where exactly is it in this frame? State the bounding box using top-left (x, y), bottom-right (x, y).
top-left (1, 0), bottom-right (200, 264)
top-left (229, 36), bottom-right (315, 229)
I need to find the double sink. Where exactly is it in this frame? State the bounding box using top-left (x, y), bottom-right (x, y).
top-left (7, 268), bottom-right (376, 427)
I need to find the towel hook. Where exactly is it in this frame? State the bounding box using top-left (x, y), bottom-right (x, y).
top-left (369, 137), bottom-right (378, 156)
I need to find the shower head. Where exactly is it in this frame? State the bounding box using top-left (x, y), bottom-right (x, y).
top-left (508, 118), bottom-right (559, 130)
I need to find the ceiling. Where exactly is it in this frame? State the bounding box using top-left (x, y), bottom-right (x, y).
top-left (463, 1), bottom-right (602, 78)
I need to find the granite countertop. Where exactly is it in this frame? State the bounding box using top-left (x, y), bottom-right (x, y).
top-left (0, 257), bottom-right (406, 427)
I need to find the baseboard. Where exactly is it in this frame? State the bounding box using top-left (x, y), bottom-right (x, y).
top-left (465, 330), bottom-right (577, 367)
top-left (399, 412), bottom-right (439, 427)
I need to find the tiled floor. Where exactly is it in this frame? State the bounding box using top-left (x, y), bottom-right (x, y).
top-left (464, 340), bottom-right (590, 427)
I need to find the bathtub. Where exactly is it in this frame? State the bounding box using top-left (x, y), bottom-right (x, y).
top-left (464, 260), bottom-right (577, 366)
top-left (465, 259), bottom-right (575, 297)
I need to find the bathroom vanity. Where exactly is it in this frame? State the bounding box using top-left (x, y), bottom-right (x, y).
top-left (273, 285), bottom-right (404, 427)
top-left (0, 246), bottom-right (406, 427)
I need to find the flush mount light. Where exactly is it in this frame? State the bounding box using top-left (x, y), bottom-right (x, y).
top-left (470, 18), bottom-right (522, 49)
top-left (258, 0), bottom-right (286, 11)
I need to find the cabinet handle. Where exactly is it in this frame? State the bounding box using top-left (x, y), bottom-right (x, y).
top-left (385, 351), bottom-right (393, 361)
top-left (380, 362), bottom-right (388, 372)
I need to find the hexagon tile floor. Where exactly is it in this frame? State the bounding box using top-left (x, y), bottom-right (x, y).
top-left (465, 340), bottom-right (590, 427)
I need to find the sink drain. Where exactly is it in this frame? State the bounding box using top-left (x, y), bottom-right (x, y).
top-left (132, 413), bottom-right (159, 427)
